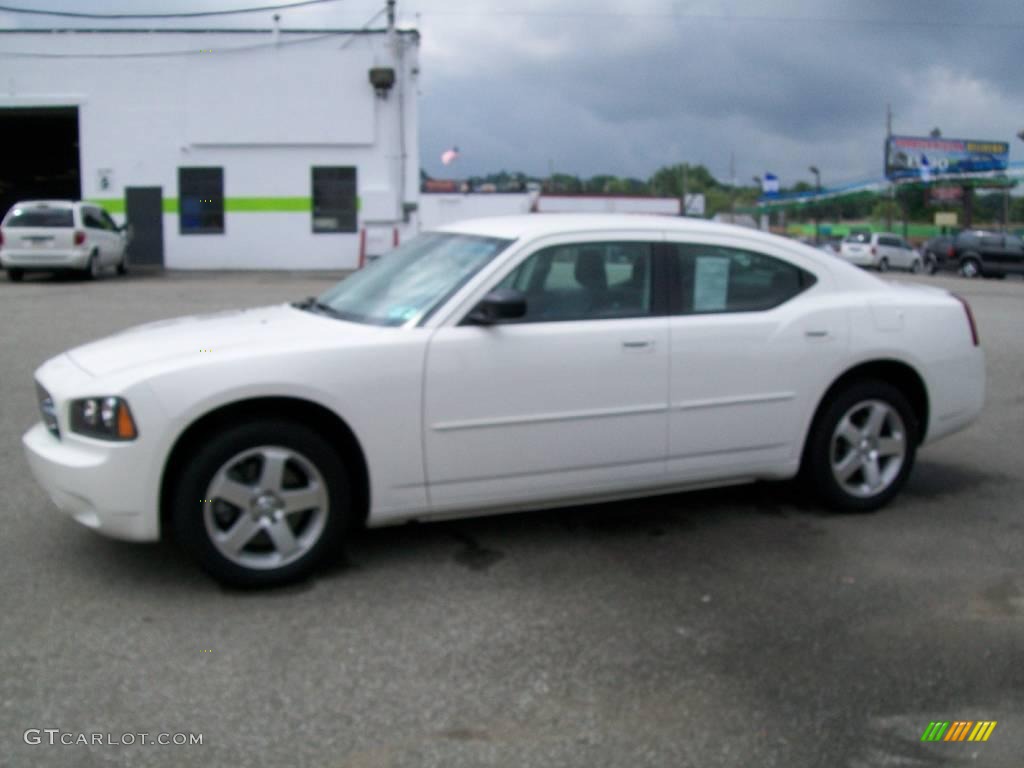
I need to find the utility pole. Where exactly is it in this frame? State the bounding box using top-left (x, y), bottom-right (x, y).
top-left (729, 151), bottom-right (736, 220)
top-left (679, 163), bottom-right (689, 216)
top-left (809, 165), bottom-right (821, 244)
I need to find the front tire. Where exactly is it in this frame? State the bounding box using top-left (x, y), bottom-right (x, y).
top-left (116, 255), bottom-right (127, 276)
top-left (802, 380), bottom-right (918, 512)
top-left (171, 420), bottom-right (351, 588)
top-left (7, 268), bottom-right (23, 282)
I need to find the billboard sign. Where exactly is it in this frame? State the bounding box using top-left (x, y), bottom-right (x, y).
top-left (885, 136), bottom-right (1009, 181)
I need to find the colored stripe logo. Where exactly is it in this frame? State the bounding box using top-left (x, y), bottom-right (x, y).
top-left (921, 721), bottom-right (997, 742)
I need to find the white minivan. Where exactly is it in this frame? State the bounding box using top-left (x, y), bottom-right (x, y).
top-left (839, 232), bottom-right (921, 273)
top-left (0, 200), bottom-right (128, 281)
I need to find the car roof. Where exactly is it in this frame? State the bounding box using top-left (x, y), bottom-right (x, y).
top-left (438, 213), bottom-right (788, 246)
top-left (9, 200), bottom-right (78, 209)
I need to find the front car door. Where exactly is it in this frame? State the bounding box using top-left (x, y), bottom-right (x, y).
top-left (664, 236), bottom-right (848, 483)
top-left (423, 235), bottom-right (670, 515)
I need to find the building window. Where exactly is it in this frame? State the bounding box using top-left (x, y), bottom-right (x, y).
top-left (179, 167), bottom-right (224, 234)
top-left (312, 166), bottom-right (357, 233)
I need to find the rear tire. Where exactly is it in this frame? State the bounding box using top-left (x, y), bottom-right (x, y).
top-left (82, 252), bottom-right (100, 281)
top-left (7, 268), bottom-right (23, 282)
top-left (959, 256), bottom-right (981, 279)
top-left (877, 258), bottom-right (889, 273)
top-left (910, 258), bottom-right (922, 274)
top-left (171, 419), bottom-right (351, 588)
top-left (802, 379), bottom-right (918, 513)
top-left (116, 255), bottom-right (127, 276)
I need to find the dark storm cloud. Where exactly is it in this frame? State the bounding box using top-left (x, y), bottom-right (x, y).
top-left (2, 0), bottom-right (1022, 185)
top-left (419, 0), bottom-right (1024, 184)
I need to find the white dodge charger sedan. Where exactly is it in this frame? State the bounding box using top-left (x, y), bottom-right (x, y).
top-left (23, 215), bottom-right (985, 587)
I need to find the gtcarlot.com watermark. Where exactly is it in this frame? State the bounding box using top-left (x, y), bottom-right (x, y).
top-left (24, 729), bottom-right (203, 747)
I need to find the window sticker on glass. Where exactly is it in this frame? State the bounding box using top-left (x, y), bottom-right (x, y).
top-left (694, 256), bottom-right (730, 312)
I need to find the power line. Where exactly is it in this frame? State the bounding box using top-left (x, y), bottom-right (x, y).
top-left (0, 30), bottom-right (343, 58)
top-left (414, 8), bottom-right (1024, 30)
top-left (0, 0), bottom-right (344, 20)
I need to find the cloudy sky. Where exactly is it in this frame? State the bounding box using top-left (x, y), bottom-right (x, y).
top-left (3, 0), bottom-right (1023, 188)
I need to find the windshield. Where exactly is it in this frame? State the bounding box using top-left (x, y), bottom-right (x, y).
top-left (5, 206), bottom-right (74, 227)
top-left (316, 232), bottom-right (513, 326)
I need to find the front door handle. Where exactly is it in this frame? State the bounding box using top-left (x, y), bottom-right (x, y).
top-left (622, 340), bottom-right (654, 350)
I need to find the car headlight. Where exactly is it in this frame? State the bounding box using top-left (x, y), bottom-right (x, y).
top-left (36, 383), bottom-right (60, 439)
top-left (69, 396), bottom-right (138, 441)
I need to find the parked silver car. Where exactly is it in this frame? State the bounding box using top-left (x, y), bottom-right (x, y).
top-left (839, 232), bottom-right (921, 273)
top-left (0, 200), bottom-right (128, 281)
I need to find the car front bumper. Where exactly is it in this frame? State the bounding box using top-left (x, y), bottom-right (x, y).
top-left (23, 423), bottom-right (160, 541)
top-left (22, 354), bottom-right (163, 542)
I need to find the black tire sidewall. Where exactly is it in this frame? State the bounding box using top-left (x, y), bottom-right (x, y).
top-left (171, 420), bottom-right (351, 588)
top-left (803, 379), bottom-right (918, 512)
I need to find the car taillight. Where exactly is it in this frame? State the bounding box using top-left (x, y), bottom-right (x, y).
top-left (73, 230), bottom-right (86, 245)
top-left (870, 245), bottom-right (877, 256)
top-left (0, 229), bottom-right (4, 247)
top-left (952, 293), bottom-right (979, 347)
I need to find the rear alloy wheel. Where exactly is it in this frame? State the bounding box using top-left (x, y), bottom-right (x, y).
top-left (803, 380), bottom-right (918, 512)
top-left (959, 257), bottom-right (981, 279)
top-left (172, 420), bottom-right (351, 587)
top-left (877, 258), bottom-right (889, 273)
top-left (7, 268), bottom-right (23, 282)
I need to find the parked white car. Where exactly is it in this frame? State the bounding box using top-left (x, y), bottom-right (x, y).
top-left (839, 231), bottom-right (922, 273)
top-left (0, 200), bottom-right (128, 281)
top-left (23, 215), bottom-right (984, 586)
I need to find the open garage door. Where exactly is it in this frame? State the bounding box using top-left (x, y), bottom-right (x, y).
top-left (0, 107), bottom-right (80, 219)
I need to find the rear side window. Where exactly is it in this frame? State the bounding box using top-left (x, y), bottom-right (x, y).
top-left (82, 208), bottom-right (107, 230)
top-left (5, 207), bottom-right (74, 227)
top-left (671, 244), bottom-right (815, 314)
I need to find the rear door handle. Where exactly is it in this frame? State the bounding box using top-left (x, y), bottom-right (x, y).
top-left (805, 330), bottom-right (830, 339)
top-left (622, 340), bottom-right (654, 350)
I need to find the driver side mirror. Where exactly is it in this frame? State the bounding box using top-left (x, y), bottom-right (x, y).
top-left (465, 288), bottom-right (527, 325)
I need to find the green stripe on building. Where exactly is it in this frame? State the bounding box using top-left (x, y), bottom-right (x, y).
top-left (89, 196), bottom-right (359, 214)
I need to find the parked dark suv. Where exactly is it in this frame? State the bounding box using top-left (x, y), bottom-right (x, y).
top-left (933, 230), bottom-right (1024, 278)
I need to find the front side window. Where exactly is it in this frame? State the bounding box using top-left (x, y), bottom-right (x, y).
top-left (497, 241), bottom-right (654, 323)
top-left (671, 244), bottom-right (814, 314)
top-left (179, 167), bottom-right (224, 235)
top-left (312, 166), bottom-right (357, 233)
top-left (316, 232), bottom-right (511, 326)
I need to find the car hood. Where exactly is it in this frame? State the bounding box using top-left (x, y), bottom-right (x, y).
top-left (66, 304), bottom-right (369, 377)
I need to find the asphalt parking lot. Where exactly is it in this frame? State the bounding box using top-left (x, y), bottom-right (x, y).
top-left (1, 268), bottom-right (1022, 767)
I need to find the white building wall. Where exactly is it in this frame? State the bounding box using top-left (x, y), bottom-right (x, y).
top-left (0, 29), bottom-right (420, 269)
top-left (418, 193), bottom-right (536, 230)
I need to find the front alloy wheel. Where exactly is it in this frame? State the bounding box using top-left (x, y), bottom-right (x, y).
top-left (203, 446), bottom-right (329, 571)
top-left (173, 420), bottom-right (350, 587)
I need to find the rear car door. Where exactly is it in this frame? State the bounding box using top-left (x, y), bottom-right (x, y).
top-left (664, 238), bottom-right (846, 481)
top-left (423, 235), bottom-right (670, 514)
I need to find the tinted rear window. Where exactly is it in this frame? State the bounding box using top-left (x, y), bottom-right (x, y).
top-left (843, 232), bottom-right (870, 244)
top-left (5, 207), bottom-right (74, 227)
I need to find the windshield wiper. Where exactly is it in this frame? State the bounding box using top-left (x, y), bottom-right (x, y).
top-left (293, 296), bottom-right (344, 318)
